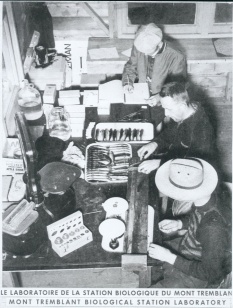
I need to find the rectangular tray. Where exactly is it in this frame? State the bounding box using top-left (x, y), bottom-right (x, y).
top-left (85, 142), bottom-right (132, 184)
top-left (94, 122), bottom-right (154, 143)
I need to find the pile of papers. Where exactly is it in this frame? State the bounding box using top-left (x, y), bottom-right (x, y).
top-left (43, 84), bottom-right (57, 128)
top-left (98, 80), bottom-right (150, 115)
top-left (58, 90), bottom-right (85, 138)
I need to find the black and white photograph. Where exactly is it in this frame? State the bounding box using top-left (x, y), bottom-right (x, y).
top-left (1, 1), bottom-right (232, 307)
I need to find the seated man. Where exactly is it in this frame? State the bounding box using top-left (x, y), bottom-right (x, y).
top-left (149, 158), bottom-right (231, 288)
top-left (138, 81), bottom-right (217, 216)
top-left (138, 82), bottom-right (216, 173)
top-left (122, 23), bottom-right (186, 130)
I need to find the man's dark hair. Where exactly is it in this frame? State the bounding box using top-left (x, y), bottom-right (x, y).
top-left (160, 82), bottom-right (190, 105)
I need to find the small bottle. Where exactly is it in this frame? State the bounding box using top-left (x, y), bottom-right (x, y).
top-left (48, 107), bottom-right (71, 141)
top-left (18, 79), bottom-right (43, 120)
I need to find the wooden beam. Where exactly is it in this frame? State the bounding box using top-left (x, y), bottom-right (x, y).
top-left (125, 167), bottom-right (149, 254)
top-left (108, 2), bottom-right (118, 38)
top-left (80, 2), bottom-right (109, 36)
top-left (23, 31), bottom-right (40, 74)
top-left (2, 272), bottom-right (21, 287)
top-left (226, 72), bottom-right (232, 103)
top-left (5, 2), bottom-right (24, 83)
top-left (2, 17), bottom-right (18, 85)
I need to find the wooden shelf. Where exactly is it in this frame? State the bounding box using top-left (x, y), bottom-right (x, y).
top-left (87, 37), bottom-right (232, 62)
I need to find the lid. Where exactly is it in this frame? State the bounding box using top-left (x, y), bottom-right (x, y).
top-left (102, 197), bottom-right (128, 217)
top-left (99, 218), bottom-right (125, 238)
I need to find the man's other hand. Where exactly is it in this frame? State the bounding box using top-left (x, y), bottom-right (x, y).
top-left (123, 84), bottom-right (134, 93)
top-left (145, 94), bottom-right (160, 107)
top-left (138, 159), bottom-right (161, 174)
top-left (137, 142), bottom-right (158, 160)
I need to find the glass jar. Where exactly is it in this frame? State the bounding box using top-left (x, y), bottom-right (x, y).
top-left (18, 79), bottom-right (43, 120)
top-left (48, 107), bottom-right (71, 141)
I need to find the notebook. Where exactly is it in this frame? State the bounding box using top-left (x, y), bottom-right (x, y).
top-left (98, 80), bottom-right (149, 104)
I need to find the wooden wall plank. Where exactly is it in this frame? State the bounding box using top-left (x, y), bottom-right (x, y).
top-left (189, 63), bottom-right (216, 74)
top-left (47, 2), bottom-right (109, 18)
top-left (204, 87), bottom-right (226, 98)
top-left (189, 74), bottom-right (227, 88)
top-left (80, 2), bottom-right (109, 36)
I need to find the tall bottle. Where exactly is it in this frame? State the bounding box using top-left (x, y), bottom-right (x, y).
top-left (18, 79), bottom-right (43, 120)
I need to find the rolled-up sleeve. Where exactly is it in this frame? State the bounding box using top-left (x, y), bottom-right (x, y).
top-left (122, 46), bottom-right (138, 86)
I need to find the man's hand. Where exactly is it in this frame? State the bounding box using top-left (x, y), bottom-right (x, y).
top-left (148, 243), bottom-right (177, 264)
top-left (145, 94), bottom-right (160, 107)
top-left (137, 142), bottom-right (158, 160)
top-left (138, 159), bottom-right (161, 174)
top-left (159, 219), bottom-right (183, 234)
top-left (123, 84), bottom-right (134, 93)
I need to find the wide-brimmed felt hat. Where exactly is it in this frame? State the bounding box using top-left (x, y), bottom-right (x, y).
top-left (155, 158), bottom-right (218, 201)
top-left (134, 23), bottom-right (162, 54)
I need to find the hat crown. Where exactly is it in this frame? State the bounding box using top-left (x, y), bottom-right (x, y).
top-left (155, 158), bottom-right (218, 201)
top-left (134, 23), bottom-right (162, 54)
top-left (169, 159), bottom-right (204, 190)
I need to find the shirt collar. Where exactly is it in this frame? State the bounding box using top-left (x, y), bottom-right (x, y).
top-left (151, 41), bottom-right (166, 58)
top-left (194, 193), bottom-right (216, 214)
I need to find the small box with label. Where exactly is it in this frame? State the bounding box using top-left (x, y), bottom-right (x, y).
top-left (43, 84), bottom-right (57, 105)
top-left (47, 211), bottom-right (93, 257)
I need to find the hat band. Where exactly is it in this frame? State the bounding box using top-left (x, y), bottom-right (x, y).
top-left (169, 158), bottom-right (204, 190)
top-left (169, 177), bottom-right (204, 190)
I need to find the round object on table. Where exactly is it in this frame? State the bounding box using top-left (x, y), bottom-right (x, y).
top-left (102, 197), bottom-right (128, 217)
top-left (99, 218), bottom-right (125, 239)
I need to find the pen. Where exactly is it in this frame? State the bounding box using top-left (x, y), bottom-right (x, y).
top-left (127, 75), bottom-right (129, 87)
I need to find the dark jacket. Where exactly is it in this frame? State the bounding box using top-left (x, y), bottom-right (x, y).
top-left (175, 194), bottom-right (232, 286)
top-left (122, 41), bottom-right (187, 95)
top-left (153, 102), bottom-right (216, 166)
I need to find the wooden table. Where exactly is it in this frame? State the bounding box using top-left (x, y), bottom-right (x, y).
top-left (2, 103), bottom-right (161, 288)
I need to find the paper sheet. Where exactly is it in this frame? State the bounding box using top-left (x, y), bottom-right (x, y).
top-left (99, 80), bottom-right (124, 103)
top-left (98, 80), bottom-right (150, 104)
top-left (88, 47), bottom-right (119, 60)
top-left (83, 90), bottom-right (99, 106)
top-left (121, 48), bottom-right (132, 58)
top-left (124, 83), bottom-right (150, 104)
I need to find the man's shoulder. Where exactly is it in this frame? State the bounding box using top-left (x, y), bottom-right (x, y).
top-left (164, 40), bottom-right (185, 58)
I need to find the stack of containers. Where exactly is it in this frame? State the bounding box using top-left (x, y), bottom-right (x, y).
top-left (58, 90), bottom-right (85, 138)
top-left (43, 84), bottom-right (57, 128)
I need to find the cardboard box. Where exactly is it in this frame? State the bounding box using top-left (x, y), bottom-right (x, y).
top-left (58, 97), bottom-right (80, 106)
top-left (59, 90), bottom-right (80, 98)
top-left (43, 84), bottom-right (57, 105)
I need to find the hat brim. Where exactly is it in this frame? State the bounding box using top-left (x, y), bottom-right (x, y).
top-left (134, 35), bottom-right (161, 54)
top-left (155, 159), bottom-right (218, 201)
